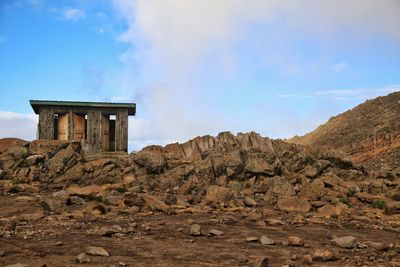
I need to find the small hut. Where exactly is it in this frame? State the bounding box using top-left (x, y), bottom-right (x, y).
top-left (30, 100), bottom-right (136, 152)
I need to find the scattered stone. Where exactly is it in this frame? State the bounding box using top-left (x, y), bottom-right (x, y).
top-left (367, 241), bottom-right (389, 251)
top-left (41, 197), bottom-right (65, 213)
top-left (246, 237), bottom-right (258, 242)
top-left (85, 246), bottom-right (109, 257)
top-left (260, 235), bottom-right (275, 245)
top-left (208, 229), bottom-right (224, 236)
top-left (265, 218), bottom-right (284, 226)
top-left (77, 252), bottom-right (91, 263)
top-left (332, 236), bottom-right (357, 248)
top-left (5, 264), bottom-right (29, 267)
top-left (244, 197), bottom-right (257, 207)
top-left (190, 224), bottom-right (202, 236)
top-left (55, 241), bottom-right (63, 246)
top-left (312, 249), bottom-right (337, 261)
top-left (288, 236), bottom-right (304, 247)
top-left (15, 196), bottom-right (34, 202)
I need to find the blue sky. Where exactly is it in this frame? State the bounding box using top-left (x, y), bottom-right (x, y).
top-left (0, 0), bottom-right (399, 151)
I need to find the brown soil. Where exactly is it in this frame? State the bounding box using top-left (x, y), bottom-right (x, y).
top-left (1, 194), bottom-right (400, 267)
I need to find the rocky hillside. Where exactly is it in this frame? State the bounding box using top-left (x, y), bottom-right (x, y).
top-left (290, 91), bottom-right (400, 171)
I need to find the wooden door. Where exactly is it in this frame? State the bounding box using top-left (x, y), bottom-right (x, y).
top-left (101, 114), bottom-right (109, 152)
top-left (57, 114), bottom-right (69, 140)
top-left (73, 114), bottom-right (85, 140)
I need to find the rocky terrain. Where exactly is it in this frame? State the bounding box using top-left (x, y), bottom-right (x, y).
top-left (290, 91), bottom-right (400, 173)
top-left (1, 129), bottom-right (400, 266)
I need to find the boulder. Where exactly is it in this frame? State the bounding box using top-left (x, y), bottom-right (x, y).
top-left (123, 192), bottom-right (144, 207)
top-left (41, 197), bottom-right (65, 213)
top-left (205, 186), bottom-right (231, 204)
top-left (260, 235), bottom-right (275, 245)
top-left (276, 196), bottom-right (311, 213)
top-left (85, 246), bottom-right (109, 257)
top-left (133, 148), bottom-right (166, 174)
top-left (312, 249), bottom-right (337, 261)
top-left (332, 236), bottom-right (357, 248)
top-left (245, 158), bottom-right (274, 175)
top-left (288, 236), bottom-right (305, 247)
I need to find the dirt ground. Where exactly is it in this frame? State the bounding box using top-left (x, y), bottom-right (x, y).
top-left (1, 194), bottom-right (400, 267)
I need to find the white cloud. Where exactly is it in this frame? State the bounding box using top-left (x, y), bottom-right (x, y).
top-left (63, 8), bottom-right (86, 20)
top-left (331, 62), bottom-right (349, 72)
top-left (278, 85), bottom-right (400, 100)
top-left (0, 111), bottom-right (38, 141)
top-left (110, 0), bottom-right (400, 149)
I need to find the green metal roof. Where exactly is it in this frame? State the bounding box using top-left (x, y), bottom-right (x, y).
top-left (30, 100), bottom-right (136, 115)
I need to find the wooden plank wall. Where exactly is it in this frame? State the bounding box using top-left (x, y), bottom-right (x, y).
top-left (87, 110), bottom-right (103, 152)
top-left (101, 114), bottom-right (110, 152)
top-left (38, 108), bottom-right (54, 139)
top-left (116, 109), bottom-right (128, 152)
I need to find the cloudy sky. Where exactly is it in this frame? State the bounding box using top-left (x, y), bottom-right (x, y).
top-left (0, 0), bottom-right (399, 151)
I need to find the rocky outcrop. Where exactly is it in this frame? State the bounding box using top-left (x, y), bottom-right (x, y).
top-left (290, 92), bottom-right (400, 172)
top-left (0, 131), bottom-right (377, 214)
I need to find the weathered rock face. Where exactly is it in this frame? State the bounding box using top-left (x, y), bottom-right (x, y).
top-left (290, 91), bottom-right (400, 172)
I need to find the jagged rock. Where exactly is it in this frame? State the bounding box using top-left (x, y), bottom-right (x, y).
top-left (332, 236), bottom-right (357, 248)
top-left (277, 196), bottom-right (311, 213)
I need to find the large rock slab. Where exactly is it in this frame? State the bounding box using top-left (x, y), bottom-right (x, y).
top-left (276, 196), bottom-right (311, 213)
